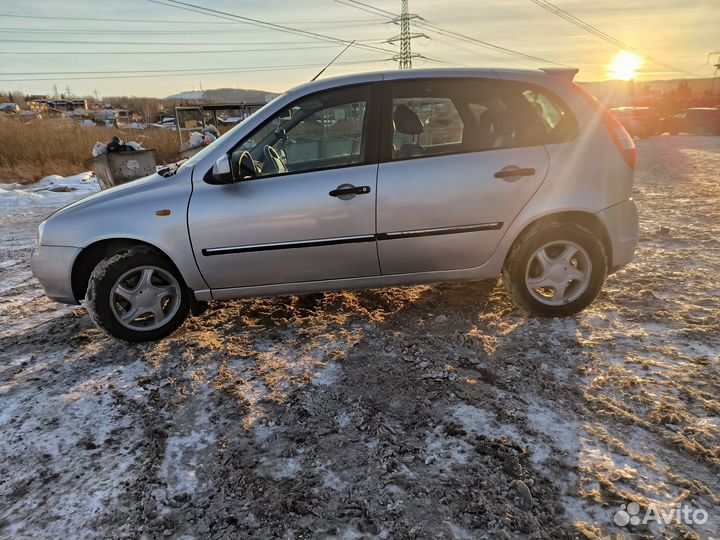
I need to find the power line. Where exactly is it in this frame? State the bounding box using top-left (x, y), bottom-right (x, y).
top-left (4, 62), bottom-right (383, 76)
top-left (338, 0), bottom-right (581, 71)
top-left (0, 60), bottom-right (386, 83)
top-left (0, 37), bottom-right (383, 46)
top-left (147, 0), bottom-right (396, 56)
top-left (0, 23), bottom-right (381, 34)
top-left (528, 0), bottom-right (693, 75)
top-left (426, 34), bottom-right (508, 62)
top-left (148, 0), bottom-right (455, 70)
top-left (0, 13), bottom-right (385, 25)
top-left (0, 45), bottom-right (357, 56)
top-left (415, 19), bottom-right (579, 70)
top-left (336, 0), bottom-right (396, 18)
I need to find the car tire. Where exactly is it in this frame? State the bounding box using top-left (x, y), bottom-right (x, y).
top-left (503, 222), bottom-right (608, 317)
top-left (86, 246), bottom-right (189, 342)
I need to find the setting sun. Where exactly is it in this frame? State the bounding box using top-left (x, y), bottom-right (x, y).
top-left (609, 51), bottom-right (644, 81)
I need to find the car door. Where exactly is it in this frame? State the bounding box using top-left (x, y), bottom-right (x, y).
top-left (376, 77), bottom-right (564, 275)
top-left (188, 83), bottom-right (381, 290)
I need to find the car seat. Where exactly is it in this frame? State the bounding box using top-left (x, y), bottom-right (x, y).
top-left (393, 104), bottom-right (424, 158)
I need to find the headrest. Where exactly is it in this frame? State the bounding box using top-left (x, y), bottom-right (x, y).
top-left (393, 104), bottom-right (424, 136)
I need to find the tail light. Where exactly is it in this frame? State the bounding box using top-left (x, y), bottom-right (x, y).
top-left (570, 83), bottom-right (637, 170)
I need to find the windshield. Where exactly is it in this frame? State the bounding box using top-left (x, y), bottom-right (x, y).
top-left (176, 93), bottom-right (287, 173)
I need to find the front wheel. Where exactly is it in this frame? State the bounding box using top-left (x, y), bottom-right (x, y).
top-left (503, 222), bottom-right (608, 317)
top-left (86, 246), bottom-right (189, 341)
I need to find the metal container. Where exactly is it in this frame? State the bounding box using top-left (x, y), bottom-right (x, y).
top-left (91, 150), bottom-right (157, 190)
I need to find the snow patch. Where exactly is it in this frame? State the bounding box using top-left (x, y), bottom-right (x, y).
top-left (312, 362), bottom-right (341, 386)
top-left (0, 171), bottom-right (99, 209)
top-left (258, 456), bottom-right (301, 480)
top-left (159, 390), bottom-right (217, 497)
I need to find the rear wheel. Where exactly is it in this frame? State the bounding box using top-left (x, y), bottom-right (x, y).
top-left (86, 246), bottom-right (189, 341)
top-left (503, 222), bottom-right (607, 317)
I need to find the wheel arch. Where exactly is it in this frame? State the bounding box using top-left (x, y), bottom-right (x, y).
top-left (503, 211), bottom-right (612, 270)
top-left (71, 238), bottom-right (181, 302)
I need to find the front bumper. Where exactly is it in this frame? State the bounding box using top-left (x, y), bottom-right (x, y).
top-left (31, 245), bottom-right (82, 304)
top-left (596, 198), bottom-right (639, 272)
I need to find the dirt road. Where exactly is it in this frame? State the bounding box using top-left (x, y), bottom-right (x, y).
top-left (1, 136), bottom-right (718, 540)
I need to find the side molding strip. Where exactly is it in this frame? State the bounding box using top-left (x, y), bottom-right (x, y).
top-left (376, 222), bottom-right (503, 241)
top-left (202, 223), bottom-right (503, 256)
top-left (202, 235), bottom-right (376, 256)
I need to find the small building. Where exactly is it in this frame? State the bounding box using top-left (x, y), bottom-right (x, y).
top-left (27, 97), bottom-right (88, 112)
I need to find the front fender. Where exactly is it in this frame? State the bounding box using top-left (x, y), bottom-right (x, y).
top-left (41, 170), bottom-right (208, 293)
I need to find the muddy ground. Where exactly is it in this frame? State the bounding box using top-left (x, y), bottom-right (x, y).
top-left (0, 136), bottom-right (718, 540)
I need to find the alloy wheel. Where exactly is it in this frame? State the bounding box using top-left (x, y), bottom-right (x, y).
top-left (109, 265), bottom-right (182, 331)
top-left (524, 241), bottom-right (592, 306)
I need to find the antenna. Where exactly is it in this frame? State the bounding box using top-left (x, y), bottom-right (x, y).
top-left (311, 40), bottom-right (356, 81)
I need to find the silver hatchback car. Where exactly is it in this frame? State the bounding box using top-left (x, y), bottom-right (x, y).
top-left (32, 68), bottom-right (639, 341)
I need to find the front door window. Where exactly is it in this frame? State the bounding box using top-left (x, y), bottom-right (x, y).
top-left (231, 85), bottom-right (371, 179)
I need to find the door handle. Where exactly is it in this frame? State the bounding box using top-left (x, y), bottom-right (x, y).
top-left (329, 184), bottom-right (371, 199)
top-left (494, 167), bottom-right (536, 180)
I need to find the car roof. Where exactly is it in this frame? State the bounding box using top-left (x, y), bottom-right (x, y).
top-left (286, 67), bottom-right (572, 96)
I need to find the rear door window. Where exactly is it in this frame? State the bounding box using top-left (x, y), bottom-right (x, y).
top-left (386, 78), bottom-right (577, 161)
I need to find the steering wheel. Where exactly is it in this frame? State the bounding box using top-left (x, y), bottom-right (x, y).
top-left (262, 144), bottom-right (288, 175)
top-left (237, 150), bottom-right (258, 179)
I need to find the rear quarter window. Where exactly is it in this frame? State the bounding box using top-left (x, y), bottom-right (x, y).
top-left (516, 85), bottom-right (578, 144)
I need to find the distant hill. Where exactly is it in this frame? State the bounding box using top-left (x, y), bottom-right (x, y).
top-left (166, 88), bottom-right (276, 103)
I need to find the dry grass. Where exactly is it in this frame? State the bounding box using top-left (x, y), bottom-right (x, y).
top-left (0, 117), bottom-right (181, 183)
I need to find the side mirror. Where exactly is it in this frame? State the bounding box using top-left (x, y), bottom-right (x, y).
top-left (205, 155), bottom-right (234, 185)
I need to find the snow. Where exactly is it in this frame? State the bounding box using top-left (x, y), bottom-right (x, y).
top-left (166, 91), bottom-right (206, 100)
top-left (0, 137), bottom-right (719, 539)
top-left (311, 361), bottom-right (342, 386)
top-left (0, 171), bottom-right (100, 338)
top-left (0, 172), bottom-right (99, 210)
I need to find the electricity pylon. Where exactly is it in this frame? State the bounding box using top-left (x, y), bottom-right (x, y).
top-left (387, 0), bottom-right (427, 69)
top-left (709, 51), bottom-right (720, 96)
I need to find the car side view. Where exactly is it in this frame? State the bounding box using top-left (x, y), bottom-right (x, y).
top-left (31, 68), bottom-right (639, 342)
top-left (659, 107), bottom-right (720, 135)
top-left (610, 106), bottom-right (660, 138)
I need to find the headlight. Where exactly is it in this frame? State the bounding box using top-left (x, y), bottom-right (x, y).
top-left (36, 220), bottom-right (47, 245)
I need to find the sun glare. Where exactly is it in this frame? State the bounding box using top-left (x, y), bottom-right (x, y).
top-left (609, 51), bottom-right (644, 81)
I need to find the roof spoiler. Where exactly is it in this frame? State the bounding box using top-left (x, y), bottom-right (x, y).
top-left (539, 68), bottom-right (579, 81)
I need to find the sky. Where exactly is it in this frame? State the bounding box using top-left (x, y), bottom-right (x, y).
top-left (0, 0), bottom-right (716, 98)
